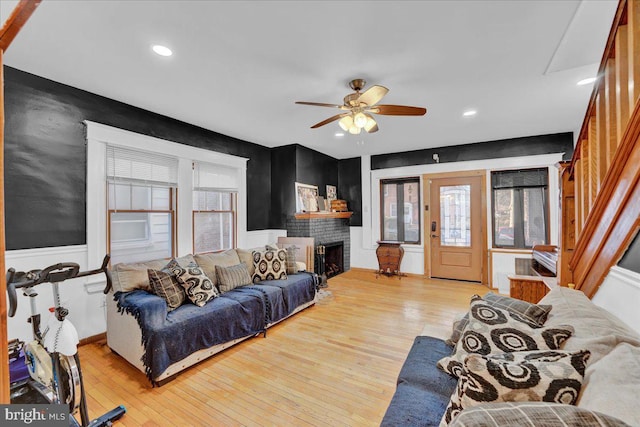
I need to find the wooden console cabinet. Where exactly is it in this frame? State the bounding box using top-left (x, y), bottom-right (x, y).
top-left (508, 275), bottom-right (557, 304)
top-left (376, 241), bottom-right (405, 278)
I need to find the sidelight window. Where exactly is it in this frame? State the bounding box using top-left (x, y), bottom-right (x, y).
top-left (380, 177), bottom-right (421, 244)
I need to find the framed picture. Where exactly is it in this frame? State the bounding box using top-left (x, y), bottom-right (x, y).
top-left (326, 185), bottom-right (337, 201)
top-left (295, 182), bottom-right (319, 212)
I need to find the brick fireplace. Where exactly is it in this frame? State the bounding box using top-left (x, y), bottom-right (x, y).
top-left (286, 216), bottom-right (350, 275)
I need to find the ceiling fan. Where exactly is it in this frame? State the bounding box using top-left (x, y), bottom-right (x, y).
top-left (295, 79), bottom-right (427, 134)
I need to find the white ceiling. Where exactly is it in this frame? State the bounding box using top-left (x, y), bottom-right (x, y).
top-left (1, 0), bottom-right (618, 159)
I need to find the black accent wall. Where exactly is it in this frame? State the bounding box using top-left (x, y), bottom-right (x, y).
top-left (338, 157), bottom-right (362, 227)
top-left (371, 132), bottom-right (574, 170)
top-left (4, 66), bottom-right (273, 249)
top-left (270, 144), bottom-right (350, 229)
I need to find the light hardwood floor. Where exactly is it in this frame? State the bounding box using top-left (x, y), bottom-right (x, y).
top-left (79, 269), bottom-right (488, 426)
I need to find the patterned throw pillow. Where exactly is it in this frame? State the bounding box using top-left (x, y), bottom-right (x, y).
top-left (442, 350), bottom-right (591, 425)
top-left (147, 259), bottom-right (186, 311)
top-left (215, 263), bottom-right (252, 293)
top-left (448, 402), bottom-right (631, 427)
top-left (438, 296), bottom-right (573, 378)
top-left (252, 249), bottom-right (288, 283)
top-left (446, 293), bottom-right (552, 346)
top-left (176, 262), bottom-right (219, 307)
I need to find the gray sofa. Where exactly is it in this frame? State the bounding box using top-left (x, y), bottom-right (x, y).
top-left (106, 248), bottom-right (317, 385)
top-left (381, 287), bottom-right (640, 426)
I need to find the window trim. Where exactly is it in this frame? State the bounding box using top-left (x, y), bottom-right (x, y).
top-left (86, 121), bottom-right (248, 281)
top-left (490, 168), bottom-right (550, 249)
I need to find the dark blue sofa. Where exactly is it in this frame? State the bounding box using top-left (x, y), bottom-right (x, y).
top-left (381, 336), bottom-right (457, 427)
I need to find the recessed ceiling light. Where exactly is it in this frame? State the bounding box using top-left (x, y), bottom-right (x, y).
top-left (463, 110), bottom-right (477, 117)
top-left (152, 45), bottom-right (173, 57)
top-left (335, 132), bottom-right (344, 137)
top-left (577, 77), bottom-right (597, 86)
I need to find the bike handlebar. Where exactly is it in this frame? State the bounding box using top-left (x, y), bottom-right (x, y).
top-left (6, 254), bottom-right (112, 318)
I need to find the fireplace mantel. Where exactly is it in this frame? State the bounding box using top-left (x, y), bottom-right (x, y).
top-left (294, 212), bottom-right (353, 220)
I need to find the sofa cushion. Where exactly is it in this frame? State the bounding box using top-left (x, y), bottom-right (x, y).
top-left (147, 259), bottom-right (186, 311)
top-left (539, 287), bottom-right (640, 365)
top-left (177, 262), bottom-right (219, 307)
top-left (112, 254), bottom-right (195, 293)
top-left (215, 263), bottom-right (252, 293)
top-left (235, 248), bottom-right (257, 276)
top-left (577, 343), bottom-right (640, 427)
top-left (448, 402), bottom-right (630, 427)
top-left (438, 296), bottom-right (574, 377)
top-left (380, 336), bottom-right (458, 427)
top-left (447, 292), bottom-right (552, 346)
top-left (193, 250), bottom-right (241, 287)
top-left (442, 349), bottom-right (590, 425)
top-left (252, 249), bottom-right (287, 283)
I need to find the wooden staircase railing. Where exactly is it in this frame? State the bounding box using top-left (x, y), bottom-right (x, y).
top-left (562, 0), bottom-right (640, 298)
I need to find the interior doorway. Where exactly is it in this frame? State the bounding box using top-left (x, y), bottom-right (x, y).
top-left (423, 171), bottom-right (487, 283)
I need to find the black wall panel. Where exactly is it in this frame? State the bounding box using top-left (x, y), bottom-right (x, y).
top-left (371, 132), bottom-right (574, 170)
top-left (295, 145), bottom-right (338, 198)
top-left (4, 66), bottom-right (271, 250)
top-left (270, 145), bottom-right (297, 229)
top-left (338, 157), bottom-right (362, 226)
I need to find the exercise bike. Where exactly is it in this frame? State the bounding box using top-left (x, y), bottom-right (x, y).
top-left (6, 254), bottom-right (126, 427)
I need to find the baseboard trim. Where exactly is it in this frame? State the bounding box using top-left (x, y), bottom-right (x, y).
top-left (80, 332), bottom-right (106, 346)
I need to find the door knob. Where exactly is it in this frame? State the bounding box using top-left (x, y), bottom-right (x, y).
top-left (431, 234), bottom-right (439, 238)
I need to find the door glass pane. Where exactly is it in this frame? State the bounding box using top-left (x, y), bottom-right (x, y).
top-left (194, 212), bottom-right (234, 253)
top-left (440, 185), bottom-right (471, 247)
top-left (494, 189), bottom-right (515, 247)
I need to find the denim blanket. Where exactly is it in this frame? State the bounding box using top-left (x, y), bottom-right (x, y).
top-left (114, 272), bottom-right (316, 383)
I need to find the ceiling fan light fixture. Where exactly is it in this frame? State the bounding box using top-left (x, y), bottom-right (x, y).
top-left (354, 112), bottom-right (368, 128)
top-left (339, 115), bottom-right (354, 131)
top-left (364, 116), bottom-right (377, 132)
top-left (348, 125), bottom-right (361, 135)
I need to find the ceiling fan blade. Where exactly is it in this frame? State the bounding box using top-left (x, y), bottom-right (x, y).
top-left (357, 85), bottom-right (389, 106)
top-left (296, 101), bottom-right (348, 109)
top-left (371, 104), bottom-right (427, 116)
top-left (365, 123), bottom-right (379, 133)
top-left (310, 113), bottom-right (349, 129)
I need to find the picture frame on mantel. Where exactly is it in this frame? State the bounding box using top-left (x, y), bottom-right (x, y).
top-left (295, 182), bottom-right (319, 212)
top-left (326, 185), bottom-right (337, 201)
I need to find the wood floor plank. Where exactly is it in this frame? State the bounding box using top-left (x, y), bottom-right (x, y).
top-left (78, 270), bottom-right (487, 426)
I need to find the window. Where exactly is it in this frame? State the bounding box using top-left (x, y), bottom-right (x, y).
top-left (193, 191), bottom-right (236, 253)
top-left (86, 121), bottom-right (248, 275)
top-left (381, 177), bottom-right (420, 244)
top-left (106, 146), bottom-right (178, 265)
top-left (491, 168), bottom-right (549, 249)
top-left (192, 162), bottom-right (239, 253)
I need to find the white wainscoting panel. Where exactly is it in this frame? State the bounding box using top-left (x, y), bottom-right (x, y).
top-left (593, 266), bottom-right (640, 336)
top-left (490, 250), bottom-right (532, 294)
top-left (4, 245), bottom-right (107, 343)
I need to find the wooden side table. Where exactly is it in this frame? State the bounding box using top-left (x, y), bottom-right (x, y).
top-left (508, 275), bottom-right (557, 304)
top-left (376, 240), bottom-right (405, 278)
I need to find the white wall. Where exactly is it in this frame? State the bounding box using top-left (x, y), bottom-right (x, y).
top-left (351, 153), bottom-right (563, 282)
top-left (593, 266), bottom-right (640, 336)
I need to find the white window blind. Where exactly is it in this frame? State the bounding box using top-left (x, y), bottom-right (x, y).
top-left (193, 162), bottom-right (239, 192)
top-left (106, 145), bottom-right (179, 186)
